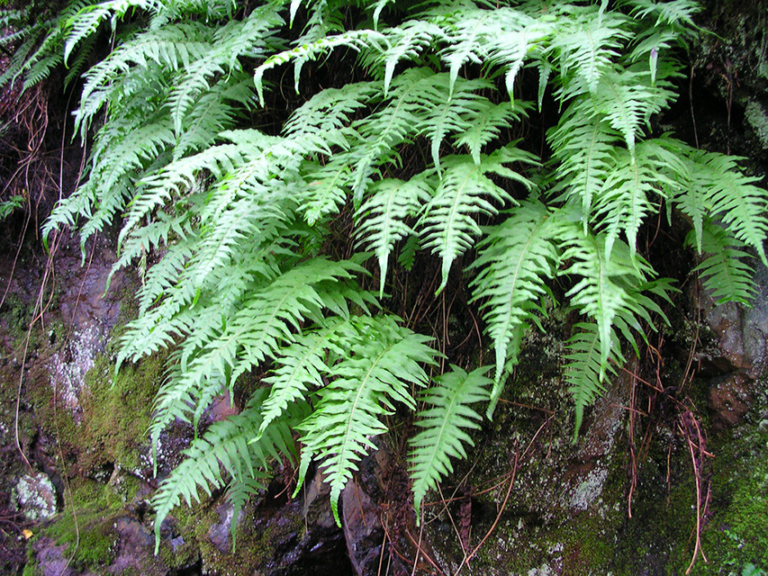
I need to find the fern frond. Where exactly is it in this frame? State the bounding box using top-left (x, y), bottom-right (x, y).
top-left (259, 317), bottom-right (356, 438)
top-left (552, 7), bottom-right (630, 98)
top-left (627, 0), bottom-right (701, 30)
top-left (63, 0), bottom-right (158, 65)
top-left (151, 389), bottom-right (304, 552)
top-left (299, 159), bottom-right (353, 225)
top-left (558, 225), bottom-right (660, 376)
top-left (686, 150), bottom-right (768, 264)
top-left (592, 141), bottom-right (673, 257)
top-left (284, 82), bottom-right (379, 153)
top-left (166, 5), bottom-right (282, 134)
top-left (420, 144), bottom-right (537, 294)
top-left (409, 365), bottom-right (491, 522)
top-left (123, 130), bottom-right (290, 237)
top-left (435, 8), bottom-right (498, 92)
top-left (142, 257), bottom-right (364, 453)
top-left (688, 220), bottom-right (757, 305)
top-left (470, 198), bottom-right (559, 385)
top-left (549, 106), bottom-right (619, 225)
top-left (355, 176), bottom-right (432, 297)
top-left (346, 67), bottom-right (439, 201)
top-left (298, 315), bottom-right (438, 524)
top-left (589, 69), bottom-right (673, 152)
top-left (79, 22), bottom-right (215, 123)
top-left (174, 77), bottom-right (255, 158)
top-left (417, 75), bottom-right (492, 171)
top-left (225, 475), bottom-right (264, 551)
top-left (254, 28), bottom-right (386, 105)
top-left (454, 100), bottom-right (526, 165)
top-left (364, 19), bottom-right (443, 95)
top-left (564, 322), bottom-right (624, 440)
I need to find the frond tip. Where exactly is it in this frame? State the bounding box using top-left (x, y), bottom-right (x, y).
top-left (298, 315), bottom-right (439, 525)
top-left (409, 365), bottom-right (491, 523)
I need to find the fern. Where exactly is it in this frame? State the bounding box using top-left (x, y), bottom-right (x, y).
top-left (298, 315), bottom-right (438, 523)
top-left (685, 150), bottom-right (768, 263)
top-left (355, 176), bottom-right (432, 296)
top-left (420, 145), bottom-right (537, 294)
top-left (558, 222), bottom-right (673, 378)
top-left (151, 389), bottom-right (305, 552)
top-left (16, 0), bottom-right (768, 545)
top-left (409, 365), bottom-right (491, 522)
top-left (688, 220), bottom-right (757, 305)
top-left (470, 198), bottom-right (559, 388)
top-left (564, 322), bottom-right (625, 439)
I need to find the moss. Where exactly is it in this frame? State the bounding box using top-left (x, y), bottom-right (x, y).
top-left (684, 391), bottom-right (768, 576)
top-left (42, 479), bottom-right (131, 573)
top-left (21, 537), bottom-right (39, 576)
top-left (77, 350), bottom-right (164, 472)
top-left (0, 293), bottom-right (34, 346)
top-left (23, 341), bottom-right (165, 478)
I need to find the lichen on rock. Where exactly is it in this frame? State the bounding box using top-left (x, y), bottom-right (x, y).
top-left (12, 473), bottom-right (57, 522)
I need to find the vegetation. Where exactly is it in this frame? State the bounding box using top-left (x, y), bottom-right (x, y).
top-left (2, 0), bottom-right (767, 556)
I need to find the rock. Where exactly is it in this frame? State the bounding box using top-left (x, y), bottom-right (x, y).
top-left (699, 299), bottom-right (748, 374)
top-left (47, 324), bottom-right (105, 423)
top-left (12, 472), bottom-right (57, 522)
top-left (32, 536), bottom-right (76, 576)
top-left (208, 501), bottom-right (237, 553)
top-left (208, 392), bottom-right (239, 424)
top-left (342, 478), bottom-right (382, 576)
top-left (108, 517), bottom-right (168, 576)
top-left (741, 264), bottom-right (768, 378)
top-left (709, 372), bottom-right (753, 430)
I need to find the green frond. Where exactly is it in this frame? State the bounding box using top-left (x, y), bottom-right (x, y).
top-left (79, 22), bottom-right (215, 120)
top-left (549, 106), bottom-right (619, 224)
top-left (174, 77), bottom-right (255, 158)
top-left (355, 176), bottom-right (432, 297)
top-left (589, 68), bottom-right (673, 152)
top-left (454, 100), bottom-right (527, 165)
top-left (298, 315), bottom-right (438, 524)
top-left (151, 389), bottom-right (304, 552)
top-left (470, 198), bottom-right (559, 386)
top-left (688, 220), bottom-right (757, 306)
top-left (592, 141), bottom-right (671, 257)
top-left (166, 5), bottom-right (283, 135)
top-left (225, 476), bottom-right (264, 551)
top-left (564, 322), bottom-right (624, 440)
top-left (63, 0), bottom-right (158, 67)
top-left (141, 257), bottom-right (365, 454)
top-left (363, 19), bottom-right (443, 94)
top-left (558, 224), bottom-right (660, 376)
top-left (685, 150), bottom-right (768, 264)
top-left (259, 318), bottom-right (357, 438)
top-left (284, 81), bottom-right (379, 153)
top-left (346, 67), bottom-right (439, 201)
top-left (420, 144), bottom-right (537, 294)
top-left (417, 75), bottom-right (492, 171)
top-left (552, 7), bottom-right (631, 98)
top-left (627, 0), bottom-right (701, 30)
top-left (254, 28), bottom-right (386, 105)
top-left (409, 365), bottom-right (491, 522)
top-left (299, 160), bottom-right (353, 225)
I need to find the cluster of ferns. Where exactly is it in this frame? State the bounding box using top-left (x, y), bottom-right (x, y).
top-left (2, 0), bottom-right (766, 547)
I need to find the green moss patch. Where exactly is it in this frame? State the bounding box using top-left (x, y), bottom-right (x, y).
top-left (43, 480), bottom-right (131, 573)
